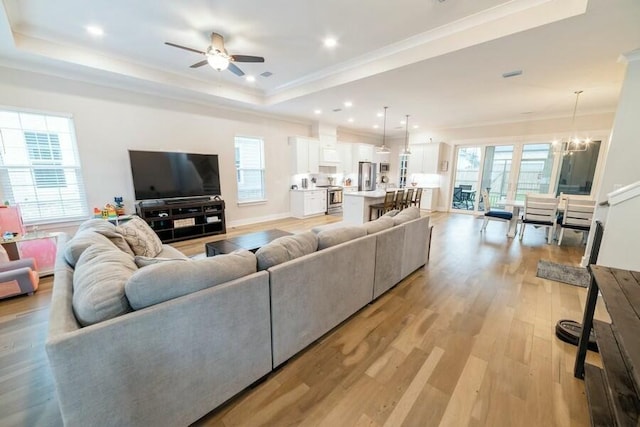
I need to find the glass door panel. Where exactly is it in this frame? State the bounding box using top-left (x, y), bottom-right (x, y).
top-left (515, 143), bottom-right (554, 201)
top-left (452, 146), bottom-right (481, 211)
top-left (478, 145), bottom-right (514, 210)
top-left (556, 140), bottom-right (601, 196)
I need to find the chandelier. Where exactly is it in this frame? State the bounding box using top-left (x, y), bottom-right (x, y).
top-left (376, 106), bottom-right (391, 154)
top-left (400, 114), bottom-right (412, 156)
top-left (553, 90), bottom-right (591, 156)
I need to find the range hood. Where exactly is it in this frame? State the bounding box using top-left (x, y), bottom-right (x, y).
top-left (313, 122), bottom-right (340, 165)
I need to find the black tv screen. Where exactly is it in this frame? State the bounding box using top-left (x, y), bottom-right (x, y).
top-left (128, 150), bottom-right (221, 200)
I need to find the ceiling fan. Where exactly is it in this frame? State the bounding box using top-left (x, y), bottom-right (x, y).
top-left (165, 32), bottom-right (264, 77)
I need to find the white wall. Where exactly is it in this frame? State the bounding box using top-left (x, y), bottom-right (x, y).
top-left (0, 66), bottom-right (310, 229)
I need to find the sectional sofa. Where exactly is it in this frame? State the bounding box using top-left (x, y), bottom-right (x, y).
top-left (46, 208), bottom-right (431, 426)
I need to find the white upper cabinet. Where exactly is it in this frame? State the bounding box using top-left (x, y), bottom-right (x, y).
top-left (290, 137), bottom-right (320, 174)
top-left (319, 140), bottom-right (340, 164)
top-left (338, 143), bottom-right (353, 174)
top-left (407, 142), bottom-right (442, 175)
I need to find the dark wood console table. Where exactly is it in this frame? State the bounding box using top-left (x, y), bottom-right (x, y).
top-left (205, 229), bottom-right (292, 256)
top-left (574, 265), bottom-right (640, 425)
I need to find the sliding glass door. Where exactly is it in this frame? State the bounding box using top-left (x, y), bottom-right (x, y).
top-left (451, 142), bottom-right (564, 212)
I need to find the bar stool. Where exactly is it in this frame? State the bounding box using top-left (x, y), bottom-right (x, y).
top-left (393, 189), bottom-right (405, 210)
top-left (412, 187), bottom-right (423, 207)
top-left (402, 188), bottom-right (414, 209)
top-left (368, 190), bottom-right (396, 221)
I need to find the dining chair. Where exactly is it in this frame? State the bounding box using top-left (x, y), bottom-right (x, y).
top-left (412, 187), bottom-right (423, 207)
top-left (557, 198), bottom-right (596, 245)
top-left (479, 189), bottom-right (513, 234)
top-left (519, 194), bottom-right (559, 244)
top-left (394, 189), bottom-right (405, 210)
top-left (452, 187), bottom-right (463, 209)
top-left (368, 190), bottom-right (396, 221)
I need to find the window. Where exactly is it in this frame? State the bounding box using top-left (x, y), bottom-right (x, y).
top-left (234, 136), bottom-right (265, 203)
top-left (556, 140), bottom-right (601, 196)
top-left (0, 109), bottom-right (87, 224)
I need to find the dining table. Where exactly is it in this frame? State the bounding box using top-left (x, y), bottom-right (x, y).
top-left (503, 200), bottom-right (524, 238)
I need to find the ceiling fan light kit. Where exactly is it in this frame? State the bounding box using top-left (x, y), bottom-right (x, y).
top-left (165, 32), bottom-right (264, 77)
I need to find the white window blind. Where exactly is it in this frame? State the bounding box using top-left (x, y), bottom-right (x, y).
top-left (0, 109), bottom-right (88, 224)
top-left (234, 136), bottom-right (265, 203)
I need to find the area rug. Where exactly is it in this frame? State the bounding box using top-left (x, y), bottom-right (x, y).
top-left (536, 260), bottom-right (590, 288)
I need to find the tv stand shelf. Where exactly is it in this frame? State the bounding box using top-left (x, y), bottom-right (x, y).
top-left (136, 199), bottom-right (226, 243)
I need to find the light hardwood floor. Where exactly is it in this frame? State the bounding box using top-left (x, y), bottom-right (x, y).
top-left (0, 213), bottom-right (607, 427)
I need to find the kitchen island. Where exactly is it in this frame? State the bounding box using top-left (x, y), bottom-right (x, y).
top-left (343, 190), bottom-right (389, 224)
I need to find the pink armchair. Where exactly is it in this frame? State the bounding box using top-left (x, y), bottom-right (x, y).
top-left (0, 246), bottom-right (39, 299)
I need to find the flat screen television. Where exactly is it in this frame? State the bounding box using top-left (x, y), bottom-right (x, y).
top-left (128, 150), bottom-right (221, 200)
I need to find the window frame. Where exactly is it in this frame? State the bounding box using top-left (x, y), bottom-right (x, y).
top-left (234, 135), bottom-right (266, 204)
top-left (0, 107), bottom-right (88, 225)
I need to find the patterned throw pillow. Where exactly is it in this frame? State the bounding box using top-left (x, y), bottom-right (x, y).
top-left (116, 216), bottom-right (163, 257)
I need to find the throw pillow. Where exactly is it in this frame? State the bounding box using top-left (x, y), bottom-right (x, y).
top-left (77, 219), bottom-right (134, 256)
top-left (125, 249), bottom-right (257, 309)
top-left (360, 216), bottom-right (395, 235)
top-left (255, 231), bottom-right (318, 271)
top-left (72, 243), bottom-right (137, 326)
top-left (116, 216), bottom-right (163, 257)
top-left (64, 230), bottom-right (118, 267)
top-left (316, 226), bottom-right (367, 250)
top-left (392, 206), bottom-right (421, 225)
top-left (134, 256), bottom-right (189, 268)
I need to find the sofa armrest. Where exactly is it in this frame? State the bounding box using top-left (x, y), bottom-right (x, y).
top-left (0, 257), bottom-right (37, 272)
top-left (46, 271), bottom-right (272, 427)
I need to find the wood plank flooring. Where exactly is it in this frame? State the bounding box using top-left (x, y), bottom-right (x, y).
top-left (0, 213), bottom-right (609, 427)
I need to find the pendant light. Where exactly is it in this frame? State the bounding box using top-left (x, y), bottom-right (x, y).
top-left (376, 106), bottom-right (391, 154)
top-left (400, 114), bottom-right (412, 156)
top-left (554, 90), bottom-right (591, 156)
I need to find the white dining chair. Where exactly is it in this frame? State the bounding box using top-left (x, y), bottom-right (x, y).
top-left (557, 198), bottom-right (596, 245)
top-left (479, 189), bottom-right (513, 234)
top-left (519, 194), bottom-right (559, 244)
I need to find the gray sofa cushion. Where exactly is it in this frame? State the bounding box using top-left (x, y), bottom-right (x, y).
top-left (64, 231), bottom-right (118, 267)
top-left (72, 244), bottom-right (137, 326)
top-left (125, 250), bottom-right (257, 309)
top-left (383, 209), bottom-right (400, 217)
top-left (392, 206), bottom-right (421, 225)
top-left (157, 244), bottom-right (189, 260)
top-left (360, 216), bottom-right (395, 235)
top-left (77, 219), bottom-right (134, 256)
top-left (115, 216), bottom-right (163, 257)
top-left (316, 226), bottom-right (367, 250)
top-left (255, 232), bottom-right (318, 271)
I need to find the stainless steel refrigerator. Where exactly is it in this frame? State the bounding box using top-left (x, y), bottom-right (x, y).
top-left (358, 161), bottom-right (377, 191)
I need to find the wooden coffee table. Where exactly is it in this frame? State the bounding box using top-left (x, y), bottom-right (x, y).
top-left (205, 229), bottom-right (293, 256)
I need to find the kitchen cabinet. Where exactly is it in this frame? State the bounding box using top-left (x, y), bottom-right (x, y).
top-left (419, 188), bottom-right (439, 211)
top-left (350, 143), bottom-right (375, 172)
top-left (290, 137), bottom-right (320, 174)
top-left (407, 142), bottom-right (442, 175)
top-left (320, 141), bottom-right (340, 164)
top-left (338, 143), bottom-right (353, 174)
top-left (290, 189), bottom-right (327, 218)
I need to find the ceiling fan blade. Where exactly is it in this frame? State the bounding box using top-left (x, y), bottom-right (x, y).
top-left (231, 55), bottom-right (265, 63)
top-left (190, 59), bottom-right (209, 68)
top-left (228, 62), bottom-right (245, 76)
top-left (210, 32), bottom-right (225, 51)
top-left (165, 42), bottom-right (206, 55)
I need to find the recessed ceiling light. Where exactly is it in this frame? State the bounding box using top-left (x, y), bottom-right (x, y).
top-left (400, 120), bottom-right (406, 125)
top-left (413, 125), bottom-right (419, 129)
top-left (348, 118), bottom-right (354, 123)
top-left (245, 75), bottom-right (256, 82)
top-left (344, 101), bottom-right (353, 108)
top-left (373, 125), bottom-right (379, 129)
top-left (314, 109), bottom-right (322, 115)
top-left (377, 112), bottom-right (383, 117)
top-left (85, 25), bottom-right (104, 37)
top-left (324, 37), bottom-right (337, 48)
